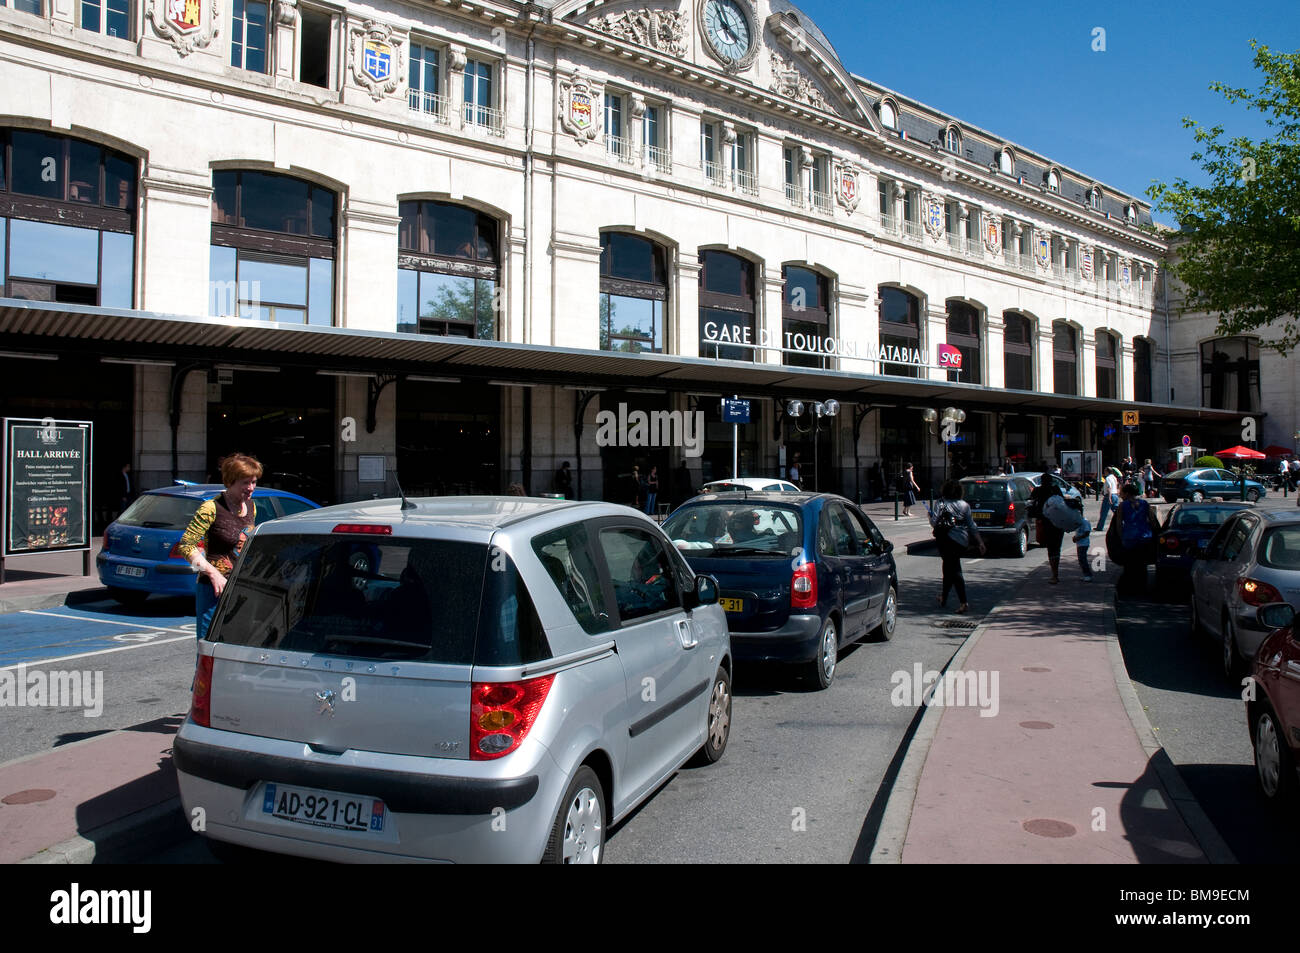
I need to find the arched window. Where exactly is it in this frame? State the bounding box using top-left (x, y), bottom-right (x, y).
top-left (945, 300), bottom-right (981, 384)
top-left (599, 232), bottom-right (667, 352)
top-left (1201, 337), bottom-right (1260, 412)
top-left (1, 129), bottom-right (136, 307)
top-left (1003, 311), bottom-right (1034, 391)
top-left (1134, 337), bottom-right (1153, 403)
top-left (699, 250), bottom-right (756, 362)
top-left (395, 199), bottom-right (499, 338)
top-left (879, 98), bottom-right (897, 130)
top-left (1126, 203), bottom-right (1138, 225)
top-left (945, 126), bottom-right (961, 154)
top-left (1095, 330), bottom-right (1118, 399)
top-left (997, 147), bottom-right (1014, 175)
top-left (1088, 187), bottom-right (1102, 210)
top-left (1046, 169), bottom-right (1060, 194)
top-left (783, 265), bottom-right (831, 369)
top-left (878, 286), bottom-right (920, 379)
top-left (211, 170), bottom-right (336, 324)
top-left (1052, 321), bottom-right (1077, 395)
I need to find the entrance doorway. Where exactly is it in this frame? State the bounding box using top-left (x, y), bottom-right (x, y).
top-left (396, 380), bottom-right (501, 496)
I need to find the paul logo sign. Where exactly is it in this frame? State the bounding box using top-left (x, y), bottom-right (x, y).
top-left (937, 343), bottom-right (963, 371)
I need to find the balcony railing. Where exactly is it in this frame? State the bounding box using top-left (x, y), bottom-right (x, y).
top-left (946, 232), bottom-right (962, 251)
top-left (964, 236), bottom-right (984, 258)
top-left (901, 219), bottom-right (924, 242)
top-left (809, 189), bottom-right (832, 214)
top-left (464, 103), bottom-right (506, 136)
top-left (784, 182), bottom-right (805, 207)
top-left (733, 168), bottom-right (758, 196)
top-left (704, 160), bottom-right (725, 186)
top-left (409, 89), bottom-right (451, 124)
top-left (646, 144), bottom-right (672, 175)
top-left (605, 134), bottom-right (636, 165)
top-left (879, 212), bottom-right (898, 234)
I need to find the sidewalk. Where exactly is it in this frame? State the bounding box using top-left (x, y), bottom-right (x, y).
top-left (872, 562), bottom-right (1234, 864)
top-left (0, 542), bottom-right (105, 614)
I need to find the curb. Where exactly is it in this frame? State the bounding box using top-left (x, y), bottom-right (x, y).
top-left (1102, 590), bottom-right (1238, 865)
top-left (0, 587), bottom-right (107, 616)
top-left (903, 538), bottom-right (937, 555)
top-left (20, 797), bottom-right (188, 864)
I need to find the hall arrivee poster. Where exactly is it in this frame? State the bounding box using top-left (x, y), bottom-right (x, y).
top-left (3, 418), bottom-right (92, 557)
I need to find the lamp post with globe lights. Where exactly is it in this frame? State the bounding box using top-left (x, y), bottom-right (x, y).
top-left (786, 398), bottom-right (840, 491)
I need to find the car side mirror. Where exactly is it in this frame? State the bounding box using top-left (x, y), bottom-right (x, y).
top-left (881, 539), bottom-right (894, 554)
top-left (1258, 603), bottom-right (1296, 630)
top-left (692, 574), bottom-right (720, 608)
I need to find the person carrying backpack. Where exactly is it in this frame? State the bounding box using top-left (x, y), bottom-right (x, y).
top-left (1106, 483), bottom-right (1160, 596)
top-left (929, 479), bottom-right (985, 613)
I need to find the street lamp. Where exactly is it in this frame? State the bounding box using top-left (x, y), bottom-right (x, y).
top-left (923, 406), bottom-right (967, 487)
top-left (787, 398), bottom-right (841, 491)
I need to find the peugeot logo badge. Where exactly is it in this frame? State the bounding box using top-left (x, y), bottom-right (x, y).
top-left (315, 689), bottom-right (337, 717)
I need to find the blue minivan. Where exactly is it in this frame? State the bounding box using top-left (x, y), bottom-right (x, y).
top-left (662, 492), bottom-right (897, 689)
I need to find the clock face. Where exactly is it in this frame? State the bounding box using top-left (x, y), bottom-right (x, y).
top-left (702, 0), bottom-right (752, 63)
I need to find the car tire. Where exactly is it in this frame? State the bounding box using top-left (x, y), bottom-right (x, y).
top-left (1246, 488), bottom-right (1261, 503)
top-left (1191, 490), bottom-right (1206, 503)
top-left (1222, 615), bottom-right (1244, 682)
top-left (106, 586), bottom-right (149, 607)
top-left (541, 765), bottom-right (605, 864)
top-left (1011, 526), bottom-right (1028, 558)
top-left (806, 615), bottom-right (839, 689)
top-left (870, 586), bottom-right (898, 642)
top-left (689, 666), bottom-right (732, 766)
top-left (1253, 706), bottom-right (1298, 802)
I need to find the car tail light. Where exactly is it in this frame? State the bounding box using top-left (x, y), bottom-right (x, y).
top-left (332, 524), bottom-right (392, 535)
top-left (791, 561), bottom-right (817, 609)
top-left (1004, 502), bottom-right (1016, 527)
top-left (168, 539), bottom-right (204, 560)
top-left (1239, 578), bottom-right (1283, 606)
top-left (470, 675), bottom-right (555, 760)
top-left (191, 655), bottom-right (214, 728)
top-left (1163, 534), bottom-right (1180, 551)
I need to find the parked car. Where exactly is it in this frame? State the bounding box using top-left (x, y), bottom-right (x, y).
top-left (1018, 471), bottom-right (1085, 505)
top-left (1247, 602), bottom-right (1300, 802)
top-left (1190, 509), bottom-right (1300, 681)
top-left (959, 475), bottom-right (1036, 557)
top-left (699, 477), bottom-right (801, 494)
top-left (97, 483), bottom-right (319, 605)
top-left (174, 497), bottom-right (730, 864)
top-left (662, 491), bottom-right (896, 689)
top-left (1155, 502), bottom-right (1254, 587)
top-left (1160, 467), bottom-right (1266, 503)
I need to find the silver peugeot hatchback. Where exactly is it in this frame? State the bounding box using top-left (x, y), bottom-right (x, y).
top-left (173, 497), bottom-right (731, 863)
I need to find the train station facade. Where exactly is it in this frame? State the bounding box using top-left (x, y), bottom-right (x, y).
top-left (0, 0), bottom-right (1289, 524)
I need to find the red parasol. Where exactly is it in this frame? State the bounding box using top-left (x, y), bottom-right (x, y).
top-left (1215, 445), bottom-right (1267, 459)
top-left (1261, 445), bottom-right (1293, 458)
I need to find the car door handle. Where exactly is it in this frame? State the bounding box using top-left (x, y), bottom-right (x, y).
top-left (676, 619), bottom-right (698, 650)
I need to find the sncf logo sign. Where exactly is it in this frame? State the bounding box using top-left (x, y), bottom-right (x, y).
top-left (937, 344), bottom-right (963, 370)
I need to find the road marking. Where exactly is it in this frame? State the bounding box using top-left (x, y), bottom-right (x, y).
top-left (21, 609), bottom-right (192, 634)
top-left (967, 559), bottom-right (984, 565)
top-left (0, 636), bottom-right (193, 672)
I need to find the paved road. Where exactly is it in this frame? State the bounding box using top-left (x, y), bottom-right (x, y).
top-left (140, 544), bottom-right (1054, 863)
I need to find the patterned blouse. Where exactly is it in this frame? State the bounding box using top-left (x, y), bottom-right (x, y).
top-left (177, 494), bottom-right (255, 582)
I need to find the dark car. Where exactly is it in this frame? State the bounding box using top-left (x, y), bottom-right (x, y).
top-left (1160, 467), bottom-right (1266, 503)
top-left (1155, 501), bottom-right (1253, 587)
top-left (97, 483), bottom-right (319, 604)
top-left (1247, 602), bottom-right (1300, 802)
top-left (959, 475), bottom-right (1035, 557)
top-left (662, 492), bottom-right (897, 690)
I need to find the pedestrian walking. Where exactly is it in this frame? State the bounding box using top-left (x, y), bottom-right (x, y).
top-left (176, 453), bottom-right (261, 641)
top-left (1141, 459), bottom-right (1161, 498)
top-left (1029, 475), bottom-right (1067, 584)
top-left (897, 463), bottom-right (920, 517)
top-left (644, 465), bottom-right (659, 515)
top-left (928, 479), bottom-right (985, 613)
top-left (1097, 466), bottom-right (1121, 530)
top-left (1106, 482), bottom-right (1160, 596)
top-left (788, 452), bottom-right (802, 489)
top-left (553, 460), bottom-right (573, 498)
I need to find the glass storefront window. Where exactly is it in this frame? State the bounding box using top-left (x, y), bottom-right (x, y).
top-left (100, 230), bottom-right (134, 308)
top-left (1003, 311), bottom-right (1034, 391)
top-left (945, 300), bottom-right (981, 385)
top-left (879, 286), bottom-right (919, 379)
top-left (1053, 322), bottom-right (1077, 396)
top-left (600, 294), bottom-right (662, 352)
top-left (699, 251), bottom-right (755, 363)
top-left (8, 220), bottom-right (99, 284)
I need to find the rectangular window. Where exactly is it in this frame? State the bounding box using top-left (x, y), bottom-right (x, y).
top-left (11, 0), bottom-right (42, 12)
top-left (878, 180), bottom-right (889, 217)
top-left (4, 219), bottom-right (133, 306)
top-left (408, 43), bottom-right (443, 117)
top-left (463, 60), bottom-right (493, 127)
top-left (601, 294), bottom-right (663, 353)
top-left (298, 7), bottom-right (333, 89)
top-left (604, 93), bottom-right (622, 140)
top-left (80, 0), bottom-right (130, 37)
top-left (643, 105), bottom-right (658, 149)
top-left (232, 0), bottom-right (269, 73)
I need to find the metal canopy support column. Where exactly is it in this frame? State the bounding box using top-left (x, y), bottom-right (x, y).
top-left (572, 389), bottom-right (601, 501)
top-left (852, 404), bottom-right (875, 504)
top-left (169, 362), bottom-right (208, 481)
top-left (366, 374), bottom-right (397, 435)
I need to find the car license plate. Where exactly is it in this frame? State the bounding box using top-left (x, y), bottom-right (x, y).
top-left (718, 597), bottom-right (744, 613)
top-left (261, 782), bottom-right (386, 833)
top-left (972, 511), bottom-right (991, 523)
top-left (115, 565), bottom-right (145, 578)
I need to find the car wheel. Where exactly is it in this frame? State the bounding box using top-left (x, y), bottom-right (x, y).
top-left (870, 586), bottom-right (898, 642)
top-left (1222, 615), bottom-right (1243, 682)
top-left (806, 615), bottom-right (839, 689)
top-left (1012, 526), bottom-right (1028, 558)
top-left (1254, 706), bottom-right (1298, 802)
top-left (106, 586), bottom-right (149, 607)
top-left (690, 667), bottom-right (732, 766)
top-left (541, 765), bottom-right (605, 864)
top-left (1191, 490), bottom-right (1206, 503)
top-left (1246, 488), bottom-right (1261, 503)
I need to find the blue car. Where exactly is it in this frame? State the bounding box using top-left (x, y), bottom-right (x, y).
top-left (662, 492), bottom-right (897, 689)
top-left (1159, 468), bottom-right (1267, 503)
top-left (97, 484), bottom-right (319, 604)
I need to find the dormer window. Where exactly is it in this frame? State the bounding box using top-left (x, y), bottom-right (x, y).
top-left (1046, 169), bottom-right (1060, 194)
top-left (1126, 203), bottom-right (1138, 224)
top-left (997, 147), bottom-right (1014, 175)
top-left (1088, 187), bottom-right (1102, 210)
top-left (944, 125), bottom-right (961, 154)
top-left (879, 98), bottom-right (898, 130)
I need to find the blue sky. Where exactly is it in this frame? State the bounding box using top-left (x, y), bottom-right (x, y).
top-left (792, 0), bottom-right (1300, 223)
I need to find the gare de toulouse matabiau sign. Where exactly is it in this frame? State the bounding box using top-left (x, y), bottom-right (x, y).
top-left (702, 320), bottom-right (963, 371)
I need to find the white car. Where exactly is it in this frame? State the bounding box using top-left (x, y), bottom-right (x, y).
top-left (699, 477), bottom-right (801, 494)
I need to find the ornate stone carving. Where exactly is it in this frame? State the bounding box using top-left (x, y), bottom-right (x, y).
top-left (348, 20), bottom-right (404, 102)
top-left (589, 9), bottom-right (689, 57)
top-left (275, 0), bottom-right (298, 27)
top-left (833, 160), bottom-right (860, 213)
top-left (447, 44), bottom-right (467, 72)
top-left (923, 193), bottom-right (945, 240)
top-left (558, 73), bottom-right (600, 145)
top-left (770, 51), bottom-right (830, 111)
top-left (146, 0), bottom-right (220, 56)
top-left (983, 215), bottom-right (1002, 255)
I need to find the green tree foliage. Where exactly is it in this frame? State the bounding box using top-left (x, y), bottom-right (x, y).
top-left (423, 277), bottom-right (497, 339)
top-left (1148, 42), bottom-right (1300, 352)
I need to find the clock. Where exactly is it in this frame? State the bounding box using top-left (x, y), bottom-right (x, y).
top-left (699, 0), bottom-right (757, 70)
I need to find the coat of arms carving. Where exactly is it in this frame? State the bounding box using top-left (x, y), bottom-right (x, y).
top-left (1080, 248), bottom-right (1094, 280)
top-left (983, 216), bottom-right (1002, 254)
top-left (349, 21), bottom-right (404, 102)
top-left (147, 0), bottom-right (219, 55)
top-left (923, 194), bottom-right (945, 240)
top-left (770, 52), bottom-right (830, 111)
top-left (834, 162), bottom-right (860, 213)
top-left (559, 73), bottom-right (600, 145)
top-left (589, 9), bottom-right (688, 57)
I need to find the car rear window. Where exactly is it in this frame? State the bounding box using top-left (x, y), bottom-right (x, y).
top-left (1259, 526), bottom-right (1300, 570)
top-left (1171, 507), bottom-right (1242, 529)
top-left (115, 494), bottom-right (201, 530)
top-left (208, 534), bottom-right (549, 665)
top-left (663, 503), bottom-right (802, 556)
top-left (962, 481), bottom-right (1009, 504)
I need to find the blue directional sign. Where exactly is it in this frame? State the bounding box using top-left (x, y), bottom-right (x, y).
top-left (721, 398), bottom-right (750, 425)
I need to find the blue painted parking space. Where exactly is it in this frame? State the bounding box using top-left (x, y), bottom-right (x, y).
top-left (0, 598), bottom-right (195, 667)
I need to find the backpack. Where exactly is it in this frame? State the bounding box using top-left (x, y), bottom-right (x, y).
top-left (932, 503), bottom-right (958, 536)
top-left (1043, 494), bottom-right (1083, 533)
top-left (1119, 499), bottom-right (1154, 549)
